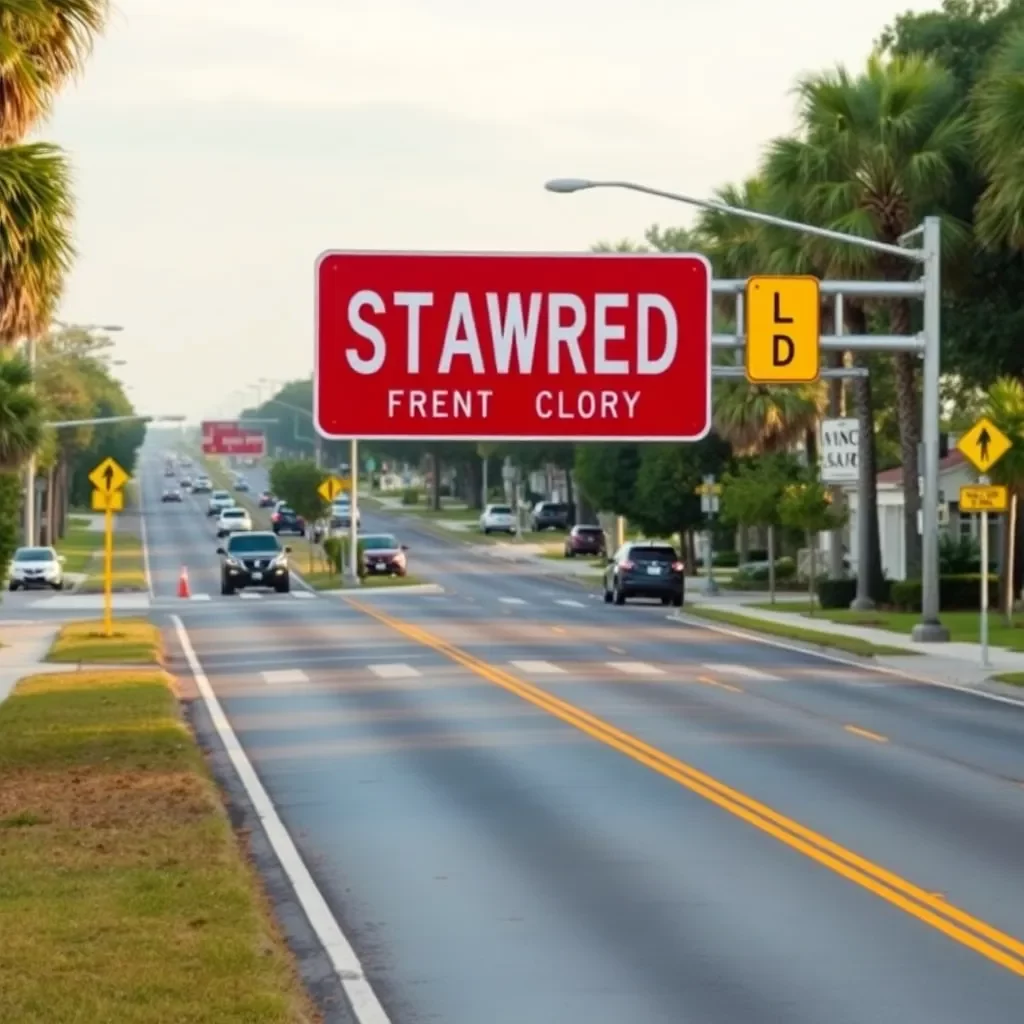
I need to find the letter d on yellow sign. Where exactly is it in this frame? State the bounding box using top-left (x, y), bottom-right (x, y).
top-left (744, 275), bottom-right (821, 384)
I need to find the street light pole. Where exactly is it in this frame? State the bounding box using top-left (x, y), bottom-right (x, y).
top-left (545, 178), bottom-right (947, 641)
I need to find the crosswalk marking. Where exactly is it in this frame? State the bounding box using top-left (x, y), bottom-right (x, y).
top-left (555, 599), bottom-right (584, 608)
top-left (190, 593), bottom-right (212, 601)
top-left (510, 660), bottom-right (566, 674)
top-left (238, 592), bottom-right (262, 599)
top-left (291, 591), bottom-right (316, 599)
top-left (499, 597), bottom-right (526, 605)
top-left (703, 663), bottom-right (781, 680)
top-left (368, 663), bottom-right (421, 679)
top-left (608, 661), bottom-right (665, 676)
top-left (262, 669), bottom-right (309, 684)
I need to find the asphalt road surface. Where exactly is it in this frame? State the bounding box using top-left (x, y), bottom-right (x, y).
top-left (139, 445), bottom-right (1024, 1023)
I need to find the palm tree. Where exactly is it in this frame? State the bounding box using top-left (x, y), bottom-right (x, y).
top-left (973, 26), bottom-right (1024, 249)
top-left (713, 379), bottom-right (824, 456)
top-left (761, 52), bottom-right (971, 581)
top-left (0, 0), bottom-right (108, 341)
top-left (0, 350), bottom-right (42, 467)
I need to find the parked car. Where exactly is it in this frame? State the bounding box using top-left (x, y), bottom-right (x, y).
top-left (207, 490), bottom-right (235, 516)
top-left (217, 531), bottom-right (291, 595)
top-left (271, 504), bottom-right (306, 536)
top-left (217, 507), bottom-right (252, 538)
top-left (564, 524), bottom-right (606, 558)
top-left (161, 486), bottom-right (183, 503)
top-left (8, 546), bottom-right (65, 591)
top-left (531, 501), bottom-right (571, 531)
top-left (360, 533), bottom-right (409, 576)
top-left (603, 542), bottom-right (684, 607)
top-left (480, 503), bottom-right (515, 534)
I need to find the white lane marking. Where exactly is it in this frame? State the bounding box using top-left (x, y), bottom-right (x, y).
top-left (238, 592), bottom-right (262, 599)
top-left (368, 663), bottom-right (421, 679)
top-left (291, 591), bottom-right (316, 599)
top-left (499, 597), bottom-right (526, 605)
top-left (138, 476), bottom-right (154, 598)
top-left (172, 616), bottom-right (392, 1024)
top-left (608, 661), bottom-right (665, 676)
top-left (510, 660), bottom-right (566, 674)
top-left (261, 669), bottom-right (309, 685)
top-left (190, 593), bottom-right (212, 601)
top-left (555, 599), bottom-right (585, 608)
top-left (703, 663), bottom-right (781, 680)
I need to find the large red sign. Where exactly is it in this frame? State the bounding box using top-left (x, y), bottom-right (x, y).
top-left (201, 420), bottom-right (266, 456)
top-left (314, 251), bottom-right (711, 441)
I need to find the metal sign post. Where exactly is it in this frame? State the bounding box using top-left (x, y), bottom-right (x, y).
top-left (695, 476), bottom-right (721, 595)
top-left (545, 177), bottom-right (948, 642)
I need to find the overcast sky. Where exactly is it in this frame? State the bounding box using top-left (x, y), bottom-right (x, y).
top-left (46, 0), bottom-right (937, 422)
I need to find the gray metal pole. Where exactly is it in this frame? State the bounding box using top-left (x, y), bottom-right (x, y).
top-left (829, 293), bottom-right (846, 581)
top-left (911, 217), bottom-right (949, 641)
top-left (348, 438), bottom-right (360, 585)
top-left (23, 335), bottom-right (36, 546)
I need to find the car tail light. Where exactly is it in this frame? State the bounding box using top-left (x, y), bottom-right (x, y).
top-left (672, 561), bottom-right (684, 572)
top-left (620, 560), bottom-right (634, 570)
top-left (271, 512), bottom-right (279, 521)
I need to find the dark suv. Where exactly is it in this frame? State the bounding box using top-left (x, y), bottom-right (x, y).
top-left (603, 542), bottom-right (684, 607)
top-left (271, 504), bottom-right (306, 536)
top-left (531, 501), bottom-right (571, 531)
top-left (217, 531), bottom-right (291, 595)
top-left (564, 524), bottom-right (606, 558)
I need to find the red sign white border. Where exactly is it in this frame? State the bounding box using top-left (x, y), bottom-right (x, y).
top-left (312, 249), bottom-right (713, 443)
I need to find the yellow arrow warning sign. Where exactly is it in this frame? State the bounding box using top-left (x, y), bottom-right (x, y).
top-left (88, 456), bottom-right (129, 494)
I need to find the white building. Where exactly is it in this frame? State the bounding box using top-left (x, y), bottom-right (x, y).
top-left (841, 449), bottom-right (994, 581)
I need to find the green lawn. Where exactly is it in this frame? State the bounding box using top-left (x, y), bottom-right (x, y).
top-left (79, 528), bottom-right (148, 593)
top-left (752, 602), bottom-right (1024, 651)
top-left (47, 618), bottom-right (163, 665)
top-left (54, 520), bottom-right (105, 574)
top-left (686, 606), bottom-right (917, 657)
top-left (0, 668), bottom-right (318, 1023)
top-left (994, 672), bottom-right (1024, 686)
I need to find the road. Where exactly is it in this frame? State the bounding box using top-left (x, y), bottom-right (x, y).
top-left (140, 444), bottom-right (1024, 1023)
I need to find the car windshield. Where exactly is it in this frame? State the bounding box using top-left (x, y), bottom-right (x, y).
top-left (14, 547), bottom-right (56, 562)
top-left (279, 506), bottom-right (296, 515)
top-left (226, 534), bottom-right (280, 554)
top-left (212, 490), bottom-right (229, 499)
top-left (488, 506), bottom-right (512, 515)
top-left (631, 546), bottom-right (678, 562)
top-left (362, 535), bottom-right (398, 550)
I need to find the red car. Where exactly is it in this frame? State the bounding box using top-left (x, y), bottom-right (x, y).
top-left (564, 524), bottom-right (607, 558)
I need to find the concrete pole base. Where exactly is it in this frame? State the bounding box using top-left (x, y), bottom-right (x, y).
top-left (849, 597), bottom-right (876, 611)
top-left (704, 578), bottom-right (720, 596)
top-left (911, 621), bottom-right (950, 642)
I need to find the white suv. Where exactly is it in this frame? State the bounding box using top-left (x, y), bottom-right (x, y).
top-left (8, 546), bottom-right (65, 591)
top-left (207, 490), bottom-right (234, 516)
top-left (216, 507), bottom-right (252, 537)
top-left (480, 503), bottom-right (516, 535)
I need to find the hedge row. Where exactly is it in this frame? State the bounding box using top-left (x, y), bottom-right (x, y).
top-left (815, 575), bottom-right (997, 611)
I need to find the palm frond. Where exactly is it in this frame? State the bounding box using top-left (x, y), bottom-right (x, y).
top-left (0, 347), bottom-right (42, 467)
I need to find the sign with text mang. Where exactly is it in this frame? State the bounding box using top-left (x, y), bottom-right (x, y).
top-left (314, 251), bottom-right (712, 441)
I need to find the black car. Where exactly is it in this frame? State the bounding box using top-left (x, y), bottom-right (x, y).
top-left (217, 531), bottom-right (291, 595)
top-left (258, 490), bottom-right (275, 507)
top-left (271, 504), bottom-right (306, 536)
top-left (603, 542), bottom-right (684, 607)
top-left (531, 501), bottom-right (571, 531)
top-left (161, 487), bottom-right (183, 503)
top-left (564, 524), bottom-right (606, 558)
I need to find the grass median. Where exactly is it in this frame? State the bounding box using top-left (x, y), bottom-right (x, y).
top-left (47, 618), bottom-right (163, 665)
top-left (54, 516), bottom-right (104, 573)
top-left (686, 606), bottom-right (916, 657)
top-left (0, 668), bottom-right (318, 1023)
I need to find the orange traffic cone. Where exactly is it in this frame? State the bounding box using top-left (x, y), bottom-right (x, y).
top-left (178, 566), bottom-right (191, 598)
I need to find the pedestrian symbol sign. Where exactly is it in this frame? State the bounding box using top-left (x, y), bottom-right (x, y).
top-left (957, 417), bottom-right (1012, 473)
top-left (88, 456), bottom-right (129, 494)
top-left (317, 475), bottom-right (347, 502)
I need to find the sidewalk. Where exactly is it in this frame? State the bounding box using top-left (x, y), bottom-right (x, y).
top-left (0, 622), bottom-right (115, 704)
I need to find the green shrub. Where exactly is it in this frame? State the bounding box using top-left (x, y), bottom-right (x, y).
top-left (713, 550), bottom-right (739, 568)
top-left (724, 577), bottom-right (808, 592)
top-left (735, 556), bottom-right (796, 582)
top-left (817, 577), bottom-right (893, 608)
top-left (400, 487), bottom-right (420, 506)
top-left (890, 574), bottom-right (997, 611)
top-left (322, 535), bottom-right (366, 577)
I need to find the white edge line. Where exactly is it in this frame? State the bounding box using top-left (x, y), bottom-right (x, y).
top-left (137, 475), bottom-right (155, 598)
top-left (172, 615), bottom-right (393, 1024)
top-left (673, 612), bottom-right (1024, 710)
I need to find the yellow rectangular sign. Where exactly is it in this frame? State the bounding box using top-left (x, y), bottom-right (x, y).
top-left (91, 488), bottom-right (124, 512)
top-left (694, 483), bottom-right (722, 496)
top-left (958, 484), bottom-right (1008, 513)
top-left (745, 275), bottom-right (821, 384)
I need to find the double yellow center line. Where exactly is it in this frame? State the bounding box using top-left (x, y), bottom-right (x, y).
top-left (347, 598), bottom-right (1024, 977)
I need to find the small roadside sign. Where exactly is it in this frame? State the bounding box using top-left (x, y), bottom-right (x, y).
top-left (317, 475), bottom-right (347, 502)
top-left (959, 484), bottom-right (1009, 513)
top-left (88, 456), bottom-right (129, 494)
top-left (957, 417), bottom-right (1012, 474)
top-left (694, 483), bottom-right (722, 496)
top-left (91, 489), bottom-right (124, 512)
